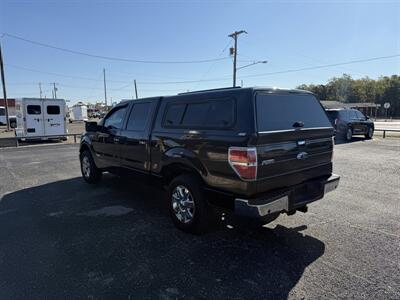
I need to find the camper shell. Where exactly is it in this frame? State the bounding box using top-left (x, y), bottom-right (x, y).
top-left (14, 98), bottom-right (67, 140)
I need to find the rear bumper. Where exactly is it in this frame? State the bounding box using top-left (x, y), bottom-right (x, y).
top-left (234, 174), bottom-right (340, 218)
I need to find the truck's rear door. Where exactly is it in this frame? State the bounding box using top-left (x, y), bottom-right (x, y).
top-left (254, 91), bottom-right (334, 191)
top-left (119, 98), bottom-right (160, 174)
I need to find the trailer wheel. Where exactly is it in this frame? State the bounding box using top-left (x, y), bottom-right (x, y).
top-left (80, 150), bottom-right (102, 183)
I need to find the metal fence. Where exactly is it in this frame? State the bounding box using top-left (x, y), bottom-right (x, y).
top-left (0, 133), bottom-right (82, 148)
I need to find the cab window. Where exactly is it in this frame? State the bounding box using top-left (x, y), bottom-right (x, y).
top-left (104, 106), bottom-right (127, 129)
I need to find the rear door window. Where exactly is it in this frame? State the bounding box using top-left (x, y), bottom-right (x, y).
top-left (27, 105), bottom-right (41, 115)
top-left (126, 103), bottom-right (151, 131)
top-left (47, 105), bottom-right (60, 115)
top-left (164, 103), bottom-right (186, 126)
top-left (255, 93), bottom-right (331, 131)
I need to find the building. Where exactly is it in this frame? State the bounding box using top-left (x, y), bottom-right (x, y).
top-left (320, 101), bottom-right (381, 118)
top-left (0, 98), bottom-right (16, 116)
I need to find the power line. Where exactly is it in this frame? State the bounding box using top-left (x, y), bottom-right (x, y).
top-left (238, 54), bottom-right (400, 79)
top-left (5, 54), bottom-right (400, 87)
top-left (5, 64), bottom-right (130, 83)
top-left (2, 33), bottom-right (231, 64)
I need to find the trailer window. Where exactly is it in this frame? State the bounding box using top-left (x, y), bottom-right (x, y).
top-left (27, 105), bottom-right (41, 115)
top-left (47, 105), bottom-right (60, 115)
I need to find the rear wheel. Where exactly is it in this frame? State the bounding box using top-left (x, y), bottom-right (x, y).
top-left (345, 127), bottom-right (353, 141)
top-left (168, 174), bottom-right (216, 234)
top-left (80, 150), bottom-right (102, 184)
top-left (365, 127), bottom-right (374, 139)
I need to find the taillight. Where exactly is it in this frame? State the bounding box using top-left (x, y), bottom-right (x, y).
top-left (228, 147), bottom-right (258, 180)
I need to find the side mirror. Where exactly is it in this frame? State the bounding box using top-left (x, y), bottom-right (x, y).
top-left (85, 121), bottom-right (99, 132)
top-left (365, 115), bottom-right (370, 120)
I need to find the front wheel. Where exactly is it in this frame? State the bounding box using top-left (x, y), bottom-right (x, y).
top-left (80, 150), bottom-right (102, 184)
top-left (365, 127), bottom-right (374, 139)
top-left (168, 174), bottom-right (217, 234)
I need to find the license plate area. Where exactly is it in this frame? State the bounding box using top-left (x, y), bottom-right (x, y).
top-left (290, 181), bottom-right (324, 205)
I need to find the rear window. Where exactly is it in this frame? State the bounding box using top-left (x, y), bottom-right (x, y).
top-left (255, 93), bottom-right (332, 131)
top-left (163, 98), bottom-right (234, 128)
top-left (27, 105), bottom-right (41, 115)
top-left (47, 105), bottom-right (60, 115)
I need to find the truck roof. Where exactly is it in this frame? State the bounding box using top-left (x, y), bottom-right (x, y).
top-left (177, 86), bottom-right (313, 96)
top-left (119, 86), bottom-right (315, 105)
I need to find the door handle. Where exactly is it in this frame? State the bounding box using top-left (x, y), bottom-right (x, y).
top-left (184, 130), bottom-right (202, 135)
top-left (139, 140), bottom-right (146, 145)
top-left (113, 137), bottom-right (120, 143)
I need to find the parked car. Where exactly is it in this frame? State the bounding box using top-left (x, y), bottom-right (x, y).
top-left (0, 106), bottom-right (17, 128)
top-left (80, 87), bottom-right (340, 234)
top-left (325, 108), bottom-right (374, 141)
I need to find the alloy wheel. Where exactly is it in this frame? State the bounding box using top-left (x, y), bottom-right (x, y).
top-left (171, 185), bottom-right (195, 224)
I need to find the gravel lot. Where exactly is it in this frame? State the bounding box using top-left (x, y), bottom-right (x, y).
top-left (0, 138), bottom-right (399, 299)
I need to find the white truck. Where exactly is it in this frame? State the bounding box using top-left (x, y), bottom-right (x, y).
top-left (0, 106), bottom-right (17, 128)
top-left (69, 103), bottom-right (88, 123)
top-left (14, 98), bottom-right (67, 140)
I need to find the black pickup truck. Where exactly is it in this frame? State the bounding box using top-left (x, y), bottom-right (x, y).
top-left (80, 87), bottom-right (340, 233)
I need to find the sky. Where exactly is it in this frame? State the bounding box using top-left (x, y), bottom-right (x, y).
top-left (0, 0), bottom-right (399, 104)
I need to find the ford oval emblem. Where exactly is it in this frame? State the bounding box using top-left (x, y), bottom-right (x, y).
top-left (297, 152), bottom-right (308, 160)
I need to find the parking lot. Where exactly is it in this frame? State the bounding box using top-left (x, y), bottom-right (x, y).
top-left (0, 138), bottom-right (399, 299)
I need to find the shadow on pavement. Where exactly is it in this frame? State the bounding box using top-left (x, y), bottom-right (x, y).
top-left (335, 136), bottom-right (370, 145)
top-left (0, 175), bottom-right (325, 299)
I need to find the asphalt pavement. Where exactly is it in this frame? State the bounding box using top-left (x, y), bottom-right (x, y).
top-left (0, 138), bottom-right (399, 299)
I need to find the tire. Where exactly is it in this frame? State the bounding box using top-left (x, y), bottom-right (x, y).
top-left (80, 150), bottom-right (102, 184)
top-left (168, 174), bottom-right (216, 234)
top-left (345, 127), bottom-right (353, 142)
top-left (365, 127), bottom-right (374, 139)
top-left (10, 121), bottom-right (17, 129)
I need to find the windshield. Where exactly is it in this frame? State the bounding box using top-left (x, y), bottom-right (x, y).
top-left (256, 93), bottom-right (332, 132)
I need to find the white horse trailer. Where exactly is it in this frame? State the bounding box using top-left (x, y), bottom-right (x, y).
top-left (69, 104), bottom-right (88, 122)
top-left (14, 98), bottom-right (67, 140)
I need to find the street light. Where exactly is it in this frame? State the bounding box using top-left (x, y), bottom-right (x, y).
top-left (236, 60), bottom-right (268, 70)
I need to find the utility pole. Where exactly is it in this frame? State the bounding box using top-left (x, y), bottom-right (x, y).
top-left (39, 82), bottom-right (43, 98)
top-left (0, 41), bottom-right (10, 131)
top-left (134, 79), bottom-right (138, 99)
top-left (52, 82), bottom-right (58, 99)
top-left (228, 30), bottom-right (247, 87)
top-left (103, 68), bottom-right (107, 107)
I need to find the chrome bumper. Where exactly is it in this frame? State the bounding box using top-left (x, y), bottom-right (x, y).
top-left (235, 174), bottom-right (340, 218)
